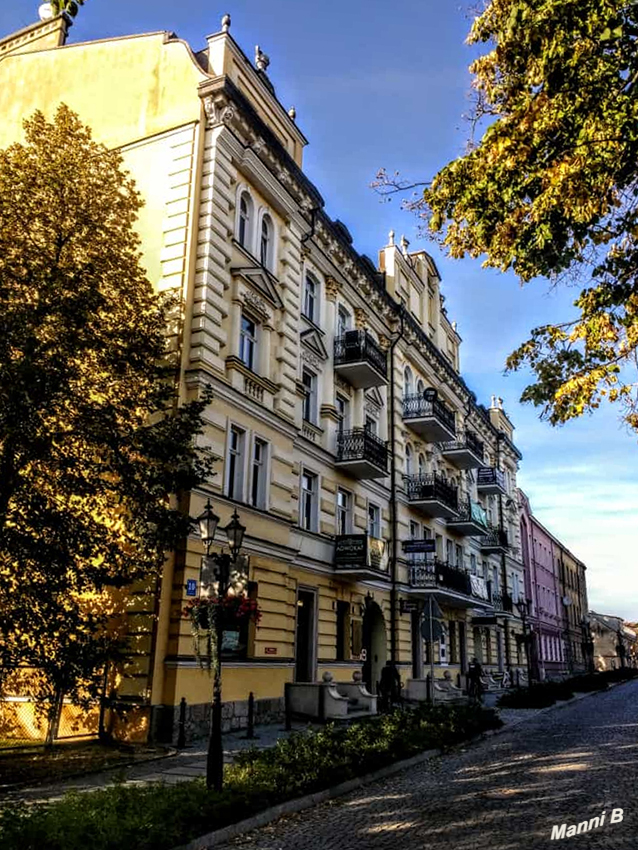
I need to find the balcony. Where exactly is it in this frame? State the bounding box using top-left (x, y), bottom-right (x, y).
top-left (334, 534), bottom-right (389, 580)
top-left (480, 526), bottom-right (509, 554)
top-left (440, 430), bottom-right (485, 469)
top-left (476, 466), bottom-right (507, 496)
top-left (404, 473), bottom-right (458, 519)
top-left (409, 558), bottom-right (471, 596)
top-left (402, 390), bottom-right (456, 442)
top-left (334, 330), bottom-right (387, 389)
top-left (491, 591), bottom-right (514, 614)
top-left (335, 428), bottom-right (388, 479)
top-left (446, 499), bottom-right (490, 537)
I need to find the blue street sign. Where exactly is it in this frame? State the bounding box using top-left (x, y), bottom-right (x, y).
top-left (186, 579), bottom-right (197, 597)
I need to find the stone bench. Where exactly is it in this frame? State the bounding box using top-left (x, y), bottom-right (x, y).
top-left (285, 672), bottom-right (377, 723)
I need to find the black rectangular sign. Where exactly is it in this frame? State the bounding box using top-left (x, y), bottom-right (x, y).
top-left (402, 539), bottom-right (436, 554)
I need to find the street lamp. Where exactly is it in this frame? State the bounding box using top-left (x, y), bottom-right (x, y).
top-left (516, 597), bottom-right (533, 685)
top-left (196, 500), bottom-right (247, 791)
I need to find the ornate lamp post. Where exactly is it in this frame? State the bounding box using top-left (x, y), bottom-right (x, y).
top-left (197, 500), bottom-right (246, 791)
top-left (515, 598), bottom-right (533, 685)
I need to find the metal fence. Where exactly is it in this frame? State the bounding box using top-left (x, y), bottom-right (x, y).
top-left (0, 696), bottom-right (101, 750)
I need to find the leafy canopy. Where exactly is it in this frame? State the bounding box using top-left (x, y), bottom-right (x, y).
top-left (417, 1), bottom-right (638, 431)
top-left (51, 0), bottom-right (87, 19)
top-left (0, 105), bottom-right (213, 713)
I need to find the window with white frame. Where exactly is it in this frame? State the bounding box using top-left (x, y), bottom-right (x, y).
top-left (368, 502), bottom-right (380, 539)
top-left (336, 488), bottom-right (352, 535)
top-left (416, 378), bottom-right (425, 396)
top-left (470, 553), bottom-right (477, 575)
top-left (446, 539), bottom-right (454, 565)
top-left (227, 425), bottom-right (246, 501)
top-left (250, 438), bottom-right (268, 509)
top-left (512, 572), bottom-right (521, 603)
top-left (403, 365), bottom-right (414, 397)
top-left (455, 543), bottom-right (463, 570)
top-left (336, 304), bottom-right (351, 338)
top-left (239, 314), bottom-right (258, 371)
top-left (303, 272), bottom-right (319, 324)
top-left (237, 191), bottom-right (253, 249)
top-left (418, 453), bottom-right (426, 476)
top-left (302, 368), bottom-right (318, 424)
top-left (336, 394), bottom-right (350, 435)
top-left (260, 214), bottom-right (273, 269)
top-left (410, 520), bottom-right (420, 540)
top-left (301, 471), bottom-right (318, 532)
top-left (405, 443), bottom-right (413, 475)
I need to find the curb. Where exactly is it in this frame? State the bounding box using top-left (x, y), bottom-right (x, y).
top-left (174, 747), bottom-right (440, 849)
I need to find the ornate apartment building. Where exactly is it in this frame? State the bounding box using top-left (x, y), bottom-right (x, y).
top-left (1, 11), bottom-right (532, 739)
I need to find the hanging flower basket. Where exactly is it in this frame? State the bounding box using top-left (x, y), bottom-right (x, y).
top-left (182, 594), bottom-right (261, 667)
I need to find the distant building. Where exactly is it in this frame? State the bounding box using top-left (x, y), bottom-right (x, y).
top-left (589, 613), bottom-right (637, 671)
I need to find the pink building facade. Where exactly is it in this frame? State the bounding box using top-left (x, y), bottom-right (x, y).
top-left (518, 491), bottom-right (567, 679)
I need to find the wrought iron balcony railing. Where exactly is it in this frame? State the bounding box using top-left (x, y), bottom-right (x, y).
top-left (480, 526), bottom-right (509, 552)
top-left (405, 473), bottom-right (458, 514)
top-left (334, 330), bottom-right (387, 379)
top-left (402, 393), bottom-right (456, 435)
top-left (477, 466), bottom-right (507, 492)
top-left (491, 591), bottom-right (514, 613)
top-left (440, 430), bottom-right (485, 461)
top-left (336, 427), bottom-right (388, 473)
top-left (409, 557), bottom-right (471, 596)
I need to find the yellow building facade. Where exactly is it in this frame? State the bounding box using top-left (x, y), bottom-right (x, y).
top-left (0, 12), bottom-right (528, 741)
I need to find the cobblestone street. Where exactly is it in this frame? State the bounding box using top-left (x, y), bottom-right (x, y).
top-left (222, 681), bottom-right (638, 850)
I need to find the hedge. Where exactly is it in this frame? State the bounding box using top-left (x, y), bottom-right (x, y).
top-left (0, 704), bottom-right (502, 850)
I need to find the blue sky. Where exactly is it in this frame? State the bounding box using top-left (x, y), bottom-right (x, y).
top-left (3, 2), bottom-right (637, 619)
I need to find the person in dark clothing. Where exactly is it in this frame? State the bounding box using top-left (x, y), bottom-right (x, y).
top-left (378, 662), bottom-right (402, 711)
top-left (467, 657), bottom-right (484, 703)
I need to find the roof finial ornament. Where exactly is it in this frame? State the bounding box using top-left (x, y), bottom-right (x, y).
top-left (221, 13), bottom-right (231, 33)
top-left (288, 106), bottom-right (296, 120)
top-left (400, 234), bottom-right (409, 256)
top-left (255, 45), bottom-right (270, 72)
top-left (38, 2), bottom-right (54, 21)
top-left (491, 395), bottom-right (497, 408)
top-left (388, 229), bottom-right (395, 246)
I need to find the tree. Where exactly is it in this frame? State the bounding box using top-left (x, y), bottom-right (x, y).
top-left (51, 0), bottom-right (87, 18)
top-left (377, 0), bottom-right (638, 432)
top-left (0, 105), bottom-right (213, 733)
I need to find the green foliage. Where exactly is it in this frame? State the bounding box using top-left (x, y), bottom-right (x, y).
top-left (51, 1), bottom-right (87, 19)
top-left (0, 106), bottom-right (213, 716)
top-left (0, 705), bottom-right (501, 850)
top-left (497, 680), bottom-right (574, 709)
top-left (418, 0), bottom-right (638, 432)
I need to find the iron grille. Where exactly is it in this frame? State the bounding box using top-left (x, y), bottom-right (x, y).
top-left (402, 393), bottom-right (456, 435)
top-left (334, 330), bottom-right (387, 378)
top-left (477, 466), bottom-right (507, 490)
top-left (336, 428), bottom-right (388, 472)
top-left (404, 473), bottom-right (458, 512)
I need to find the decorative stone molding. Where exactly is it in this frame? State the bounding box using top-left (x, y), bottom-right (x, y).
top-left (203, 96), bottom-right (235, 126)
top-left (334, 375), bottom-right (352, 394)
top-left (300, 348), bottom-right (322, 371)
top-left (354, 308), bottom-right (367, 330)
top-left (242, 290), bottom-right (271, 321)
top-left (325, 276), bottom-right (341, 302)
top-left (377, 334), bottom-right (391, 352)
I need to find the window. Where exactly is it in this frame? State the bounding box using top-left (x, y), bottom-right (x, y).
top-left (227, 425), bottom-right (246, 501)
top-left (260, 214), bottom-right (273, 268)
top-left (239, 315), bottom-right (257, 371)
top-left (303, 273), bottom-right (318, 323)
top-left (368, 502), bottom-right (380, 539)
top-left (410, 520), bottom-right (420, 540)
top-left (337, 305), bottom-right (351, 338)
top-left (302, 368), bottom-right (318, 424)
top-left (301, 471), bottom-right (318, 531)
top-left (455, 544), bottom-right (463, 571)
top-left (418, 453), bottom-right (426, 476)
top-left (365, 415), bottom-right (378, 436)
top-left (416, 378), bottom-right (425, 396)
top-left (250, 438), bottom-right (268, 509)
top-left (470, 554), bottom-right (477, 575)
top-left (403, 366), bottom-right (413, 396)
top-left (336, 394), bottom-right (350, 435)
top-left (446, 539), bottom-right (454, 565)
top-left (512, 572), bottom-right (521, 603)
top-left (336, 489), bottom-right (351, 535)
top-left (405, 444), bottom-right (413, 475)
top-left (237, 191), bottom-right (253, 249)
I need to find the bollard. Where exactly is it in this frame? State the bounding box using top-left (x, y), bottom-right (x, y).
top-left (246, 691), bottom-right (256, 739)
top-left (284, 682), bottom-right (292, 731)
top-left (177, 697), bottom-right (187, 749)
top-left (426, 673), bottom-right (432, 704)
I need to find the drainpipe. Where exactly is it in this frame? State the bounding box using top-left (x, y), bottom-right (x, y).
top-left (496, 433), bottom-right (511, 670)
top-left (388, 305), bottom-right (406, 665)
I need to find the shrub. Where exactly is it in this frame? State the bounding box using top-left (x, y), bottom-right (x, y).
top-left (565, 674), bottom-right (608, 693)
top-left (0, 704), bottom-right (501, 850)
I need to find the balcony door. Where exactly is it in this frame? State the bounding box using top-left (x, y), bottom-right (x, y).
top-left (295, 588), bottom-right (317, 682)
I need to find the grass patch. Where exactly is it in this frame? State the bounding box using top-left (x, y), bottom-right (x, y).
top-left (0, 704), bottom-right (501, 850)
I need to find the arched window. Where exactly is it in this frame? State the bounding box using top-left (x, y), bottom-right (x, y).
top-left (260, 214), bottom-right (273, 268)
top-left (237, 191), bottom-right (253, 249)
top-left (405, 444), bottom-right (413, 476)
top-left (418, 453), bottom-right (426, 476)
top-left (416, 378), bottom-right (425, 397)
top-left (303, 272), bottom-right (319, 323)
top-left (403, 366), bottom-right (413, 397)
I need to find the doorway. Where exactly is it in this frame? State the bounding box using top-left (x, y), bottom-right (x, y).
top-left (362, 599), bottom-right (387, 693)
top-left (295, 589), bottom-right (316, 682)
